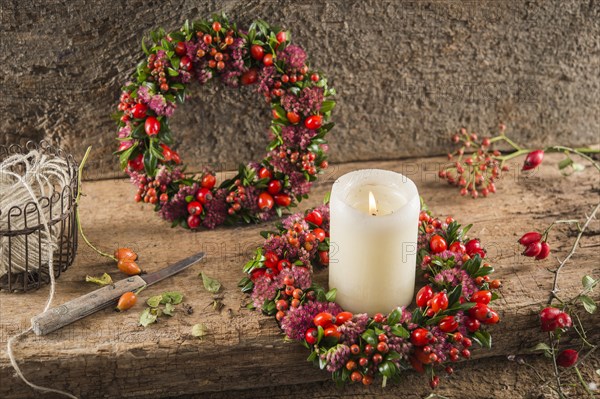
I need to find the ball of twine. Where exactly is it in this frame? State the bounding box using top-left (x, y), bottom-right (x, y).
top-left (0, 149), bottom-right (72, 277)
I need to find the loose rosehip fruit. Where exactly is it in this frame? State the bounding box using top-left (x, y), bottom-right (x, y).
top-left (263, 53), bottom-right (274, 66)
top-left (305, 210), bottom-right (323, 226)
top-left (276, 31), bottom-right (287, 43)
top-left (117, 259), bottom-right (141, 275)
top-left (471, 290), bottom-right (492, 304)
top-left (274, 194), bottom-right (291, 207)
top-left (187, 215), bottom-right (201, 229)
top-left (286, 111), bottom-right (300, 124)
top-left (116, 291), bottom-right (137, 311)
top-left (304, 115), bottom-right (323, 130)
top-left (313, 312), bottom-right (334, 328)
top-left (201, 174), bottom-right (216, 189)
top-left (350, 371), bottom-right (362, 383)
top-left (438, 315), bottom-right (459, 332)
top-left (258, 167), bottom-right (272, 179)
top-left (305, 327), bottom-right (318, 345)
top-left (416, 285), bottom-right (434, 307)
top-left (522, 149), bottom-right (544, 171)
top-left (196, 187), bottom-right (213, 204)
top-left (523, 241), bottom-right (542, 257)
top-left (430, 375), bottom-right (440, 389)
top-left (429, 235), bottom-right (447, 253)
top-left (556, 349), bottom-right (578, 367)
top-left (465, 317), bottom-right (480, 332)
top-left (323, 325), bottom-right (341, 340)
top-left (535, 242), bottom-right (551, 260)
top-left (144, 116), bottom-right (160, 136)
top-left (240, 68), bottom-right (258, 85)
top-left (411, 328), bottom-right (431, 346)
top-left (449, 241), bottom-right (466, 253)
top-left (187, 201), bottom-right (203, 216)
top-left (335, 311), bottom-right (353, 326)
top-left (430, 292), bottom-right (449, 313)
top-left (518, 231), bottom-right (542, 246)
top-left (131, 103), bottom-right (148, 119)
top-left (258, 192), bottom-right (274, 211)
top-left (114, 247), bottom-right (137, 261)
top-left (267, 180), bottom-right (282, 195)
top-left (373, 313), bottom-right (385, 323)
top-left (250, 44), bottom-right (265, 60)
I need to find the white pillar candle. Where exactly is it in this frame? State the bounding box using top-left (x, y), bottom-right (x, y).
top-left (329, 169), bottom-right (420, 315)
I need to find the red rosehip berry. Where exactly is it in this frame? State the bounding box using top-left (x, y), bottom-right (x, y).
top-left (313, 312), bottom-right (334, 328)
top-left (180, 55), bottom-right (191, 71)
top-left (196, 187), bottom-right (213, 204)
top-left (535, 241), bottom-right (551, 260)
top-left (286, 111), bottom-right (301, 124)
top-left (359, 357), bottom-right (368, 367)
top-left (350, 371), bottom-right (362, 383)
top-left (277, 259), bottom-right (291, 271)
top-left (518, 231), bottom-right (542, 246)
top-left (540, 307), bottom-right (562, 331)
top-left (522, 150), bottom-right (544, 171)
top-left (430, 292), bottom-right (449, 313)
top-left (523, 241), bottom-right (542, 257)
top-left (373, 313), bottom-right (385, 323)
top-left (362, 375), bottom-right (373, 386)
top-left (144, 116), bottom-right (160, 136)
top-left (131, 103), bottom-right (148, 119)
top-left (274, 194), bottom-right (291, 207)
top-left (411, 328), bottom-right (431, 347)
top-left (275, 299), bottom-right (288, 311)
top-left (438, 315), bottom-right (459, 332)
top-left (305, 210), bottom-right (323, 226)
top-left (240, 68), bottom-right (258, 85)
top-left (429, 235), bottom-right (447, 253)
top-left (276, 31), bottom-right (287, 43)
top-left (187, 215), bottom-right (200, 229)
top-left (350, 344), bottom-right (360, 355)
top-left (127, 153), bottom-right (144, 171)
top-left (201, 174), bottom-right (216, 189)
top-left (364, 344), bottom-right (375, 355)
top-left (305, 327), bottom-right (318, 345)
top-left (311, 73), bottom-right (319, 82)
top-left (449, 241), bottom-right (466, 253)
top-left (556, 349), bottom-right (578, 368)
top-left (267, 180), bottom-right (282, 194)
top-left (203, 34), bottom-right (212, 45)
top-left (174, 41), bottom-right (186, 56)
top-left (465, 317), bottom-right (480, 333)
top-left (334, 311), bottom-right (353, 326)
top-left (416, 285), bottom-right (434, 307)
top-left (263, 53), bottom-right (274, 66)
top-left (212, 21), bottom-right (222, 32)
top-left (318, 250), bottom-right (329, 265)
top-left (323, 325), bottom-right (341, 340)
top-left (187, 201), bottom-right (203, 216)
top-left (304, 115), bottom-right (323, 130)
top-left (258, 167), bottom-right (272, 179)
top-left (490, 279), bottom-right (502, 289)
top-left (470, 290), bottom-right (492, 304)
top-left (372, 353), bottom-right (383, 365)
top-left (465, 239), bottom-right (482, 256)
top-left (250, 44), bottom-right (265, 60)
top-left (555, 312), bottom-right (572, 329)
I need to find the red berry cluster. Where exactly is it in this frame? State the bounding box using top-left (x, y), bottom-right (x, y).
top-left (274, 274), bottom-right (316, 321)
top-left (185, 173), bottom-right (216, 229)
top-left (194, 22), bottom-right (236, 71)
top-left (439, 128), bottom-right (505, 198)
top-left (518, 231), bottom-right (550, 260)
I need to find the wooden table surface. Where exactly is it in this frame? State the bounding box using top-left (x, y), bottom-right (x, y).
top-left (1, 154), bottom-right (599, 398)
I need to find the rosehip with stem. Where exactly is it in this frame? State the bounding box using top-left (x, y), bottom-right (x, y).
top-left (144, 116), bottom-right (160, 136)
top-left (535, 242), bottom-right (551, 260)
top-left (523, 241), bottom-right (542, 257)
top-left (305, 327), bottom-right (318, 345)
top-left (518, 232), bottom-right (542, 246)
top-left (416, 285), bottom-right (434, 307)
top-left (116, 291), bottom-right (137, 311)
top-left (556, 349), bottom-right (578, 367)
top-left (304, 115), bottom-right (322, 130)
top-left (187, 215), bottom-right (200, 229)
top-left (522, 150), bottom-right (544, 171)
top-left (117, 259), bottom-right (141, 275)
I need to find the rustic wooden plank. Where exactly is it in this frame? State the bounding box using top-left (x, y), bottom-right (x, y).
top-left (1, 154), bottom-right (598, 398)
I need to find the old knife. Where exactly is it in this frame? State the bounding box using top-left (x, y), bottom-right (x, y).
top-left (31, 252), bottom-right (205, 335)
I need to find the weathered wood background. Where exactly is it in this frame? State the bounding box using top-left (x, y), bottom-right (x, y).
top-left (1, 0), bottom-right (599, 179)
top-left (1, 153), bottom-right (599, 398)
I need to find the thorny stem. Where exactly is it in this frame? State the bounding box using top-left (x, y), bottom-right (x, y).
top-left (549, 335), bottom-right (567, 399)
top-left (574, 366), bottom-right (594, 397)
top-left (75, 146), bottom-right (118, 262)
top-left (547, 202), bottom-right (600, 305)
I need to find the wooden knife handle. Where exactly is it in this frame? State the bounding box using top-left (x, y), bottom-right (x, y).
top-left (31, 275), bottom-right (146, 335)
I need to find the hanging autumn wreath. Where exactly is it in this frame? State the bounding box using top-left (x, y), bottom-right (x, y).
top-left (113, 15), bottom-right (335, 229)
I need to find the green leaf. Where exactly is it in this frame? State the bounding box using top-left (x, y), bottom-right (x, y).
top-left (85, 273), bottom-right (113, 286)
top-left (530, 342), bottom-right (551, 352)
top-left (146, 295), bottom-right (163, 308)
top-left (200, 272), bottom-right (222, 293)
top-left (582, 275), bottom-right (595, 290)
top-left (473, 330), bottom-right (492, 349)
top-left (320, 100), bottom-right (336, 113)
top-left (387, 307), bottom-right (403, 326)
top-left (272, 104), bottom-right (286, 120)
top-left (558, 157), bottom-right (573, 170)
top-left (325, 288), bottom-right (337, 302)
top-left (118, 142), bottom-right (138, 169)
top-left (579, 295), bottom-right (597, 313)
top-left (361, 329), bottom-right (378, 346)
top-left (163, 302), bottom-right (175, 316)
top-left (317, 325), bottom-right (325, 345)
top-left (390, 324), bottom-right (410, 339)
top-left (139, 308), bottom-right (158, 327)
top-left (448, 284), bottom-right (463, 306)
top-left (143, 151), bottom-right (158, 177)
top-left (167, 67), bottom-right (179, 77)
top-left (161, 291), bottom-right (184, 305)
top-left (378, 361), bottom-right (396, 378)
top-left (191, 323), bottom-right (208, 338)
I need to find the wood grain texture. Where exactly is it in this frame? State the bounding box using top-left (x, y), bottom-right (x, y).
top-left (0, 154), bottom-right (599, 398)
top-left (30, 275), bottom-right (146, 336)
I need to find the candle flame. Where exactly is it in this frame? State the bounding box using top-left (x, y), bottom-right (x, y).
top-left (368, 191), bottom-right (377, 215)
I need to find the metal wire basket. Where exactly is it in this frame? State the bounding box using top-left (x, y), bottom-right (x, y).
top-left (0, 141), bottom-right (79, 292)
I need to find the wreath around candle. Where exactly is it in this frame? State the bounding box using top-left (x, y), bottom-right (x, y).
top-left (239, 201), bottom-right (501, 388)
top-left (113, 16), bottom-right (335, 229)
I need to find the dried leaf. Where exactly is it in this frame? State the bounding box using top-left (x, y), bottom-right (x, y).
top-left (191, 323), bottom-right (207, 338)
top-left (161, 291), bottom-right (184, 305)
top-left (139, 308), bottom-right (158, 327)
top-left (85, 273), bottom-right (113, 286)
top-left (163, 302), bottom-right (175, 316)
top-left (146, 295), bottom-right (163, 308)
top-left (200, 272), bottom-right (221, 293)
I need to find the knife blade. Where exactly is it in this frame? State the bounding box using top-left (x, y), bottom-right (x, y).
top-left (30, 252), bottom-right (205, 335)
